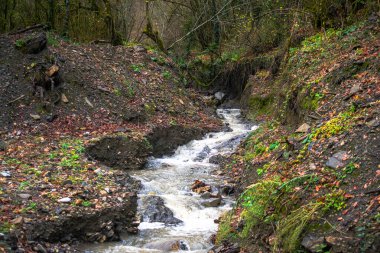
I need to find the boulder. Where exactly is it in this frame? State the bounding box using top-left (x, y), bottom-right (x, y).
top-left (122, 108), bottom-right (146, 123)
top-left (86, 135), bottom-right (152, 170)
top-left (141, 196), bottom-right (182, 225)
top-left (194, 146), bottom-right (211, 161)
top-left (326, 151), bottom-right (350, 169)
top-left (219, 185), bottom-right (235, 196)
top-left (301, 234), bottom-right (325, 252)
top-left (214, 91), bottom-right (226, 101)
top-left (209, 154), bottom-right (228, 165)
top-left (201, 197), bottom-right (222, 207)
top-left (144, 239), bottom-right (188, 251)
top-left (16, 32), bottom-right (47, 54)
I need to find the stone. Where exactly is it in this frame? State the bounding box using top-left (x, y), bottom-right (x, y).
top-left (325, 236), bottom-right (360, 252)
top-left (0, 171), bottom-right (11, 177)
top-left (220, 185), bottom-right (235, 195)
top-left (301, 234), bottom-right (325, 252)
top-left (209, 154), bottom-right (228, 165)
top-left (58, 197), bottom-right (71, 203)
top-left (16, 33), bottom-right (47, 54)
top-left (367, 119), bottom-right (379, 128)
top-left (30, 114), bottom-right (41, 120)
top-left (35, 244), bottom-right (47, 253)
top-left (145, 240), bottom-right (189, 251)
top-left (326, 151), bottom-right (350, 169)
top-left (349, 84), bottom-right (361, 95)
top-left (194, 146), bottom-right (211, 161)
top-left (11, 216), bottom-right (23, 224)
top-left (0, 140), bottom-right (7, 151)
top-left (214, 91), bottom-right (225, 101)
top-left (18, 194), bottom-right (32, 199)
top-left (200, 192), bottom-right (213, 199)
top-left (61, 93), bottom-right (69, 103)
top-left (141, 196), bottom-right (182, 225)
top-left (201, 197), bottom-right (222, 207)
top-left (46, 114), bottom-right (57, 122)
top-left (133, 45), bottom-right (147, 53)
top-left (296, 123), bottom-right (311, 133)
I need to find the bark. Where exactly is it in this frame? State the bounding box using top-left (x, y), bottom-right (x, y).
top-left (63, 0), bottom-right (70, 37)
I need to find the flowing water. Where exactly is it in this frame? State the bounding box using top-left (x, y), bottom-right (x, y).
top-left (85, 109), bottom-right (257, 253)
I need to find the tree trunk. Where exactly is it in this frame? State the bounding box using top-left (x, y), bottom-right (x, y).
top-left (103, 0), bottom-right (122, 45)
top-left (143, 1), bottom-right (167, 54)
top-left (49, 0), bottom-right (55, 29)
top-left (63, 0), bottom-right (70, 37)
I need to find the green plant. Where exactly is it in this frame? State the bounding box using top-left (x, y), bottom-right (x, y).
top-left (169, 119), bottom-right (177, 126)
top-left (47, 32), bottom-right (59, 47)
top-left (254, 142), bottom-right (266, 156)
top-left (256, 167), bottom-right (265, 176)
top-left (113, 88), bottom-right (121, 96)
top-left (123, 80), bottom-right (136, 97)
top-left (162, 70), bottom-right (171, 79)
top-left (238, 178), bottom-right (283, 238)
top-left (15, 39), bottom-right (26, 48)
top-left (18, 181), bottom-right (30, 190)
top-left (131, 63), bottom-right (144, 73)
top-left (323, 190), bottom-right (346, 211)
top-left (58, 140), bottom-right (84, 168)
top-left (0, 222), bottom-right (14, 233)
top-left (23, 202), bottom-right (37, 212)
top-left (269, 141), bottom-right (280, 151)
top-left (82, 201), bottom-right (92, 207)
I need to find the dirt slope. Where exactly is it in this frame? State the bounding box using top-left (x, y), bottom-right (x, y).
top-left (0, 29), bottom-right (221, 252)
top-left (214, 19), bottom-right (379, 253)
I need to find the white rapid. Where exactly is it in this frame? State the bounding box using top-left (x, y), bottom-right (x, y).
top-left (85, 109), bottom-right (258, 253)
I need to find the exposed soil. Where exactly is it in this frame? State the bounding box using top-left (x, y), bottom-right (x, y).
top-left (0, 29), bottom-right (222, 252)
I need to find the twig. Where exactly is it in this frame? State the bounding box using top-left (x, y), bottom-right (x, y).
top-left (7, 95), bottom-right (25, 105)
top-left (307, 114), bottom-right (320, 120)
top-left (90, 39), bottom-right (111, 44)
top-left (9, 24), bottom-right (46, 35)
top-left (364, 188), bottom-right (380, 195)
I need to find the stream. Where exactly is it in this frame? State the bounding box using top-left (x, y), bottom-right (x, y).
top-left (85, 109), bottom-right (257, 253)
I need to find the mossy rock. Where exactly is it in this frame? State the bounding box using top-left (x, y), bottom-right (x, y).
top-left (248, 94), bottom-right (274, 119)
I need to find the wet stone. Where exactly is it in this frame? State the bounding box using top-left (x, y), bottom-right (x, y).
top-left (201, 197), bottom-right (222, 207)
top-left (141, 196), bottom-right (182, 225)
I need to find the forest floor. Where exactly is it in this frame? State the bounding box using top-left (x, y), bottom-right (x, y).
top-left (0, 29), bottom-right (222, 252)
top-left (213, 19), bottom-right (379, 253)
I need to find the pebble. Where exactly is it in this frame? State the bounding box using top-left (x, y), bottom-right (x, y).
top-left (30, 114), bottom-right (41, 120)
top-left (0, 171), bottom-right (11, 177)
top-left (58, 197), bottom-right (72, 203)
top-left (18, 194), bottom-right (32, 199)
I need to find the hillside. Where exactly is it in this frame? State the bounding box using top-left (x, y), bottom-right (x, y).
top-left (0, 29), bottom-right (222, 252)
top-left (213, 18), bottom-right (379, 253)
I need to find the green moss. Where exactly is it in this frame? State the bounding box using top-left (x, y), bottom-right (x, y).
top-left (274, 202), bottom-right (324, 253)
top-left (215, 212), bottom-right (235, 245)
top-left (314, 111), bottom-right (353, 139)
top-left (238, 178), bottom-right (282, 239)
top-left (301, 92), bottom-right (323, 110)
top-left (248, 95), bottom-right (274, 118)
